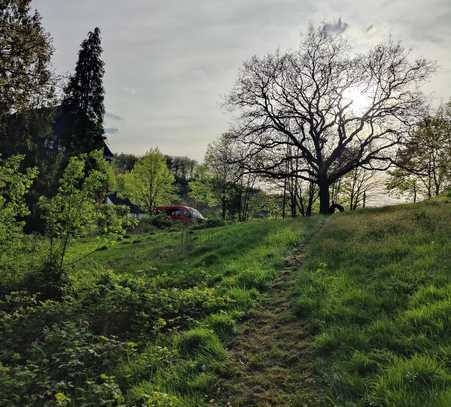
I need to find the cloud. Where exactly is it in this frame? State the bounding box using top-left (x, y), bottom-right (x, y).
top-left (105, 112), bottom-right (123, 120)
top-left (33, 0), bottom-right (451, 161)
top-left (105, 127), bottom-right (119, 135)
top-left (323, 18), bottom-right (349, 35)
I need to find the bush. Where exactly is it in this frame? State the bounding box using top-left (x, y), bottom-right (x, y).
top-left (0, 320), bottom-right (131, 406)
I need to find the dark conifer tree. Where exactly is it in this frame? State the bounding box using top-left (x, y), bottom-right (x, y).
top-left (59, 27), bottom-right (105, 154)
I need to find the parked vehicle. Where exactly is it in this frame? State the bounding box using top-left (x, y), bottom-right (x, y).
top-left (154, 205), bottom-right (206, 223)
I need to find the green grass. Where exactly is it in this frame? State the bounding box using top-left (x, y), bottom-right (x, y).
top-left (295, 200), bottom-right (451, 406)
top-left (1, 218), bottom-right (318, 406)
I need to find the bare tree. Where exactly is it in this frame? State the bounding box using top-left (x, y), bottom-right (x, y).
top-left (226, 26), bottom-right (434, 214)
top-left (335, 168), bottom-right (379, 210)
top-left (203, 134), bottom-right (259, 221)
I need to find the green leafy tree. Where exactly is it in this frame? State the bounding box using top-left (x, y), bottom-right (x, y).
top-left (188, 165), bottom-right (220, 208)
top-left (0, 155), bottom-right (38, 276)
top-left (387, 103), bottom-right (451, 201)
top-left (0, 0), bottom-right (54, 119)
top-left (0, 1), bottom-right (57, 209)
top-left (386, 168), bottom-right (420, 203)
top-left (58, 27), bottom-right (105, 154)
top-left (122, 148), bottom-right (174, 211)
top-left (39, 151), bottom-right (129, 278)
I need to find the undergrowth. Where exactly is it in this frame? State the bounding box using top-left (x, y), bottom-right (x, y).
top-left (0, 218), bottom-right (317, 406)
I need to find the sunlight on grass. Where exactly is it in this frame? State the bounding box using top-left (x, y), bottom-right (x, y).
top-left (60, 218), bottom-right (318, 405)
top-left (296, 201), bottom-right (451, 406)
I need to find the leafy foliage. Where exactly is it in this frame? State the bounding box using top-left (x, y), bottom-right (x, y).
top-left (121, 148), bottom-right (175, 211)
top-left (387, 102), bottom-right (451, 202)
top-left (0, 155), bottom-right (38, 279)
top-left (0, 0), bottom-right (54, 116)
top-left (39, 151), bottom-right (130, 276)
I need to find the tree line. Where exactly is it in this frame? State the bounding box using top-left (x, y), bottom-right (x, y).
top-left (217, 26), bottom-right (450, 213)
top-left (1, 1), bottom-right (450, 243)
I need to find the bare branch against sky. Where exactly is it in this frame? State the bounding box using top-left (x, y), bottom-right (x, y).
top-left (33, 0), bottom-right (451, 160)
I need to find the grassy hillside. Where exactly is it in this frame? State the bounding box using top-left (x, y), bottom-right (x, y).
top-left (296, 200), bottom-right (451, 406)
top-left (1, 218), bottom-right (320, 406)
top-left (2, 200), bottom-right (450, 406)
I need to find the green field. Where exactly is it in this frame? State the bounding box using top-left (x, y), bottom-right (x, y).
top-left (296, 200), bottom-right (451, 406)
top-left (1, 218), bottom-right (319, 406)
top-left (1, 200), bottom-right (450, 406)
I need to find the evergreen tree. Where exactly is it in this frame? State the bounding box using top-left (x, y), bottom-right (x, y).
top-left (59, 27), bottom-right (105, 155)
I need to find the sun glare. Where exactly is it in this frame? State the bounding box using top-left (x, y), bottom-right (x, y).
top-left (343, 86), bottom-right (373, 115)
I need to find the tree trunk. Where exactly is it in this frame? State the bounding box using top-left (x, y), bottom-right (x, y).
top-left (282, 178), bottom-right (287, 218)
top-left (306, 182), bottom-right (315, 216)
top-left (319, 180), bottom-right (330, 215)
top-left (221, 197), bottom-right (227, 220)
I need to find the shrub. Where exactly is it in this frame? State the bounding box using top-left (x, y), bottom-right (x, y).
top-left (0, 320), bottom-right (131, 406)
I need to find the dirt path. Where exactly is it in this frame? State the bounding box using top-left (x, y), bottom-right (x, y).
top-left (211, 227), bottom-right (322, 407)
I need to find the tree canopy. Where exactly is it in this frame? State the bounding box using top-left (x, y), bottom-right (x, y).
top-left (122, 148), bottom-right (175, 211)
top-left (58, 27), bottom-right (105, 154)
top-left (226, 26), bottom-right (434, 213)
top-left (0, 0), bottom-right (54, 118)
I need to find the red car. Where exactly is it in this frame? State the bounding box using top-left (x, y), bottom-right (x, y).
top-left (154, 205), bottom-right (206, 223)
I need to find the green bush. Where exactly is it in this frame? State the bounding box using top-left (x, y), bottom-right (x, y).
top-left (0, 320), bottom-right (131, 406)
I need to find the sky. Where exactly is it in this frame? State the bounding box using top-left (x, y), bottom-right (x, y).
top-left (33, 0), bottom-right (451, 162)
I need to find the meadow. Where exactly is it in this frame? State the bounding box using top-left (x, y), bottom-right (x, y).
top-left (0, 218), bottom-right (319, 406)
top-left (1, 199), bottom-right (450, 406)
top-left (296, 199), bottom-right (451, 406)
